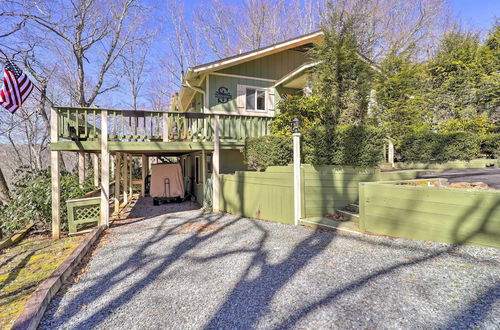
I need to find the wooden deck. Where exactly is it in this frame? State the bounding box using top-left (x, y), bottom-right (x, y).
top-left (53, 106), bottom-right (273, 152)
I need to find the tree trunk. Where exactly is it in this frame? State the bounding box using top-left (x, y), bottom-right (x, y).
top-left (0, 166), bottom-right (11, 206)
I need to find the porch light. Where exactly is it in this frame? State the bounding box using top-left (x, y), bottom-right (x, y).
top-left (292, 117), bottom-right (300, 134)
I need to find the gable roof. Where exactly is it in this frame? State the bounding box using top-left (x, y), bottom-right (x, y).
top-left (188, 30), bottom-right (323, 76)
top-left (177, 31), bottom-right (324, 111)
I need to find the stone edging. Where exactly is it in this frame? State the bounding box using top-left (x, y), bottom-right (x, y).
top-left (12, 225), bottom-right (105, 330)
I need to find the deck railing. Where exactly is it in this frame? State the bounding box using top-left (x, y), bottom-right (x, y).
top-left (55, 106), bottom-right (273, 142)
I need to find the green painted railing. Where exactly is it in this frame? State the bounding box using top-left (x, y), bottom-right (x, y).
top-left (55, 106), bottom-right (273, 142)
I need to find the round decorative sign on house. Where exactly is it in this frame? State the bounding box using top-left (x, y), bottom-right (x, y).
top-left (215, 87), bottom-right (232, 104)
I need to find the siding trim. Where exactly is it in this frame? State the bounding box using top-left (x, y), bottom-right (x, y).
top-left (211, 72), bottom-right (277, 83)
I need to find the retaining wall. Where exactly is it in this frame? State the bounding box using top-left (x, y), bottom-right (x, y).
top-left (359, 180), bottom-right (500, 248)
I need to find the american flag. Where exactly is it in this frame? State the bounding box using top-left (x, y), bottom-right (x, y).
top-left (0, 59), bottom-right (34, 113)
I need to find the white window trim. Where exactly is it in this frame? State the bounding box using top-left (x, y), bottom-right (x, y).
top-left (242, 85), bottom-right (268, 112)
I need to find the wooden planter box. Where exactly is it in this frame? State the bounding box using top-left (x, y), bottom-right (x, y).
top-left (359, 179), bottom-right (500, 248)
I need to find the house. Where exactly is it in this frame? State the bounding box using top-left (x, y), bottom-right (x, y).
top-left (50, 31), bottom-right (323, 238)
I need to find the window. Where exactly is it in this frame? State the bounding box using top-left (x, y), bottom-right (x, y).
top-left (245, 88), bottom-right (266, 111)
top-left (195, 156), bottom-right (200, 185)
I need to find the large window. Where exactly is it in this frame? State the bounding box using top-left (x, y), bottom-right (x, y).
top-left (245, 88), bottom-right (266, 111)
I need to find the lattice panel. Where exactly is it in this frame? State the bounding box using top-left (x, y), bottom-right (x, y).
top-left (75, 204), bottom-right (100, 222)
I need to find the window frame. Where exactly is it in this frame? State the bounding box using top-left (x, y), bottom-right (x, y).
top-left (244, 86), bottom-right (267, 112)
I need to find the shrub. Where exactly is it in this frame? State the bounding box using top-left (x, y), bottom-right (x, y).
top-left (401, 131), bottom-right (480, 162)
top-left (481, 134), bottom-right (500, 158)
top-left (0, 167), bottom-right (93, 236)
top-left (244, 135), bottom-right (293, 171)
top-left (270, 95), bottom-right (328, 135)
top-left (303, 124), bottom-right (385, 167)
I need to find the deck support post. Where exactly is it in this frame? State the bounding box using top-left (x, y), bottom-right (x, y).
top-left (51, 151), bottom-right (60, 239)
top-left (50, 106), bottom-right (60, 239)
top-left (78, 152), bottom-right (85, 188)
top-left (100, 110), bottom-right (110, 227)
top-left (201, 150), bottom-right (207, 207)
top-left (212, 115), bottom-right (220, 211)
top-left (123, 153), bottom-right (128, 205)
top-left (92, 153), bottom-right (99, 187)
top-left (141, 155), bottom-right (147, 197)
top-left (293, 132), bottom-right (301, 226)
top-left (129, 154), bottom-right (133, 199)
top-left (114, 153), bottom-right (121, 214)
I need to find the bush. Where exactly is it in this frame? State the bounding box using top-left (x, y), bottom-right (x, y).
top-left (401, 131), bottom-right (480, 162)
top-left (481, 134), bottom-right (500, 158)
top-left (270, 95), bottom-right (328, 135)
top-left (303, 124), bottom-right (385, 167)
top-left (244, 135), bottom-right (293, 171)
top-left (0, 167), bottom-right (93, 236)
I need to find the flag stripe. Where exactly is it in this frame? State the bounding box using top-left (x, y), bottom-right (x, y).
top-left (0, 61), bottom-right (33, 113)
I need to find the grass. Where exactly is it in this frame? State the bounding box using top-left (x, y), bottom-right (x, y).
top-left (0, 233), bottom-right (84, 329)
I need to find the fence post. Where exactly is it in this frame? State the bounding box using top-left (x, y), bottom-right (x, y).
top-left (387, 137), bottom-right (395, 168)
top-left (293, 126), bottom-right (301, 226)
top-left (78, 152), bottom-right (85, 188)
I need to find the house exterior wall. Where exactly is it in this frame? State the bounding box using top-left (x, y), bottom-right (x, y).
top-left (207, 50), bottom-right (308, 115)
top-left (217, 50), bottom-right (308, 80)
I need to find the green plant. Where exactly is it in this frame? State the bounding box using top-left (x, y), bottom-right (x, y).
top-left (400, 131), bottom-right (480, 162)
top-left (244, 135), bottom-right (293, 171)
top-left (0, 167), bottom-right (93, 236)
top-left (480, 134), bottom-right (500, 158)
top-left (303, 124), bottom-right (385, 166)
top-left (271, 95), bottom-right (327, 135)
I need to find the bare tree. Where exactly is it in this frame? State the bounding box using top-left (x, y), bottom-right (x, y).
top-left (120, 39), bottom-right (152, 110)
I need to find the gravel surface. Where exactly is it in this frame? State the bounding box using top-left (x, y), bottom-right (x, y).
top-left (40, 197), bottom-right (500, 329)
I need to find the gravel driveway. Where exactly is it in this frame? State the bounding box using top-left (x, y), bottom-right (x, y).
top-left (41, 197), bottom-right (499, 329)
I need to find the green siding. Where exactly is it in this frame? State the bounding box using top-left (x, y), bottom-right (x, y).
top-left (218, 50), bottom-right (308, 80)
top-left (209, 75), bottom-right (277, 113)
top-left (359, 181), bottom-right (500, 248)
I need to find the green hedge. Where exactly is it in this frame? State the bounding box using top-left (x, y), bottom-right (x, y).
top-left (303, 125), bottom-right (385, 167)
top-left (244, 135), bottom-right (293, 170)
top-left (401, 131), bottom-right (480, 162)
top-left (481, 134), bottom-right (500, 158)
top-left (244, 125), bottom-right (385, 169)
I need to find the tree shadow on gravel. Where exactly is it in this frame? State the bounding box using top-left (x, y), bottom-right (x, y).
top-left (42, 208), bottom-right (240, 329)
top-left (267, 198), bottom-right (499, 329)
top-left (441, 283), bottom-right (499, 330)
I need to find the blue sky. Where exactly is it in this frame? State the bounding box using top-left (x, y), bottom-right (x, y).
top-left (450, 0), bottom-right (499, 32)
